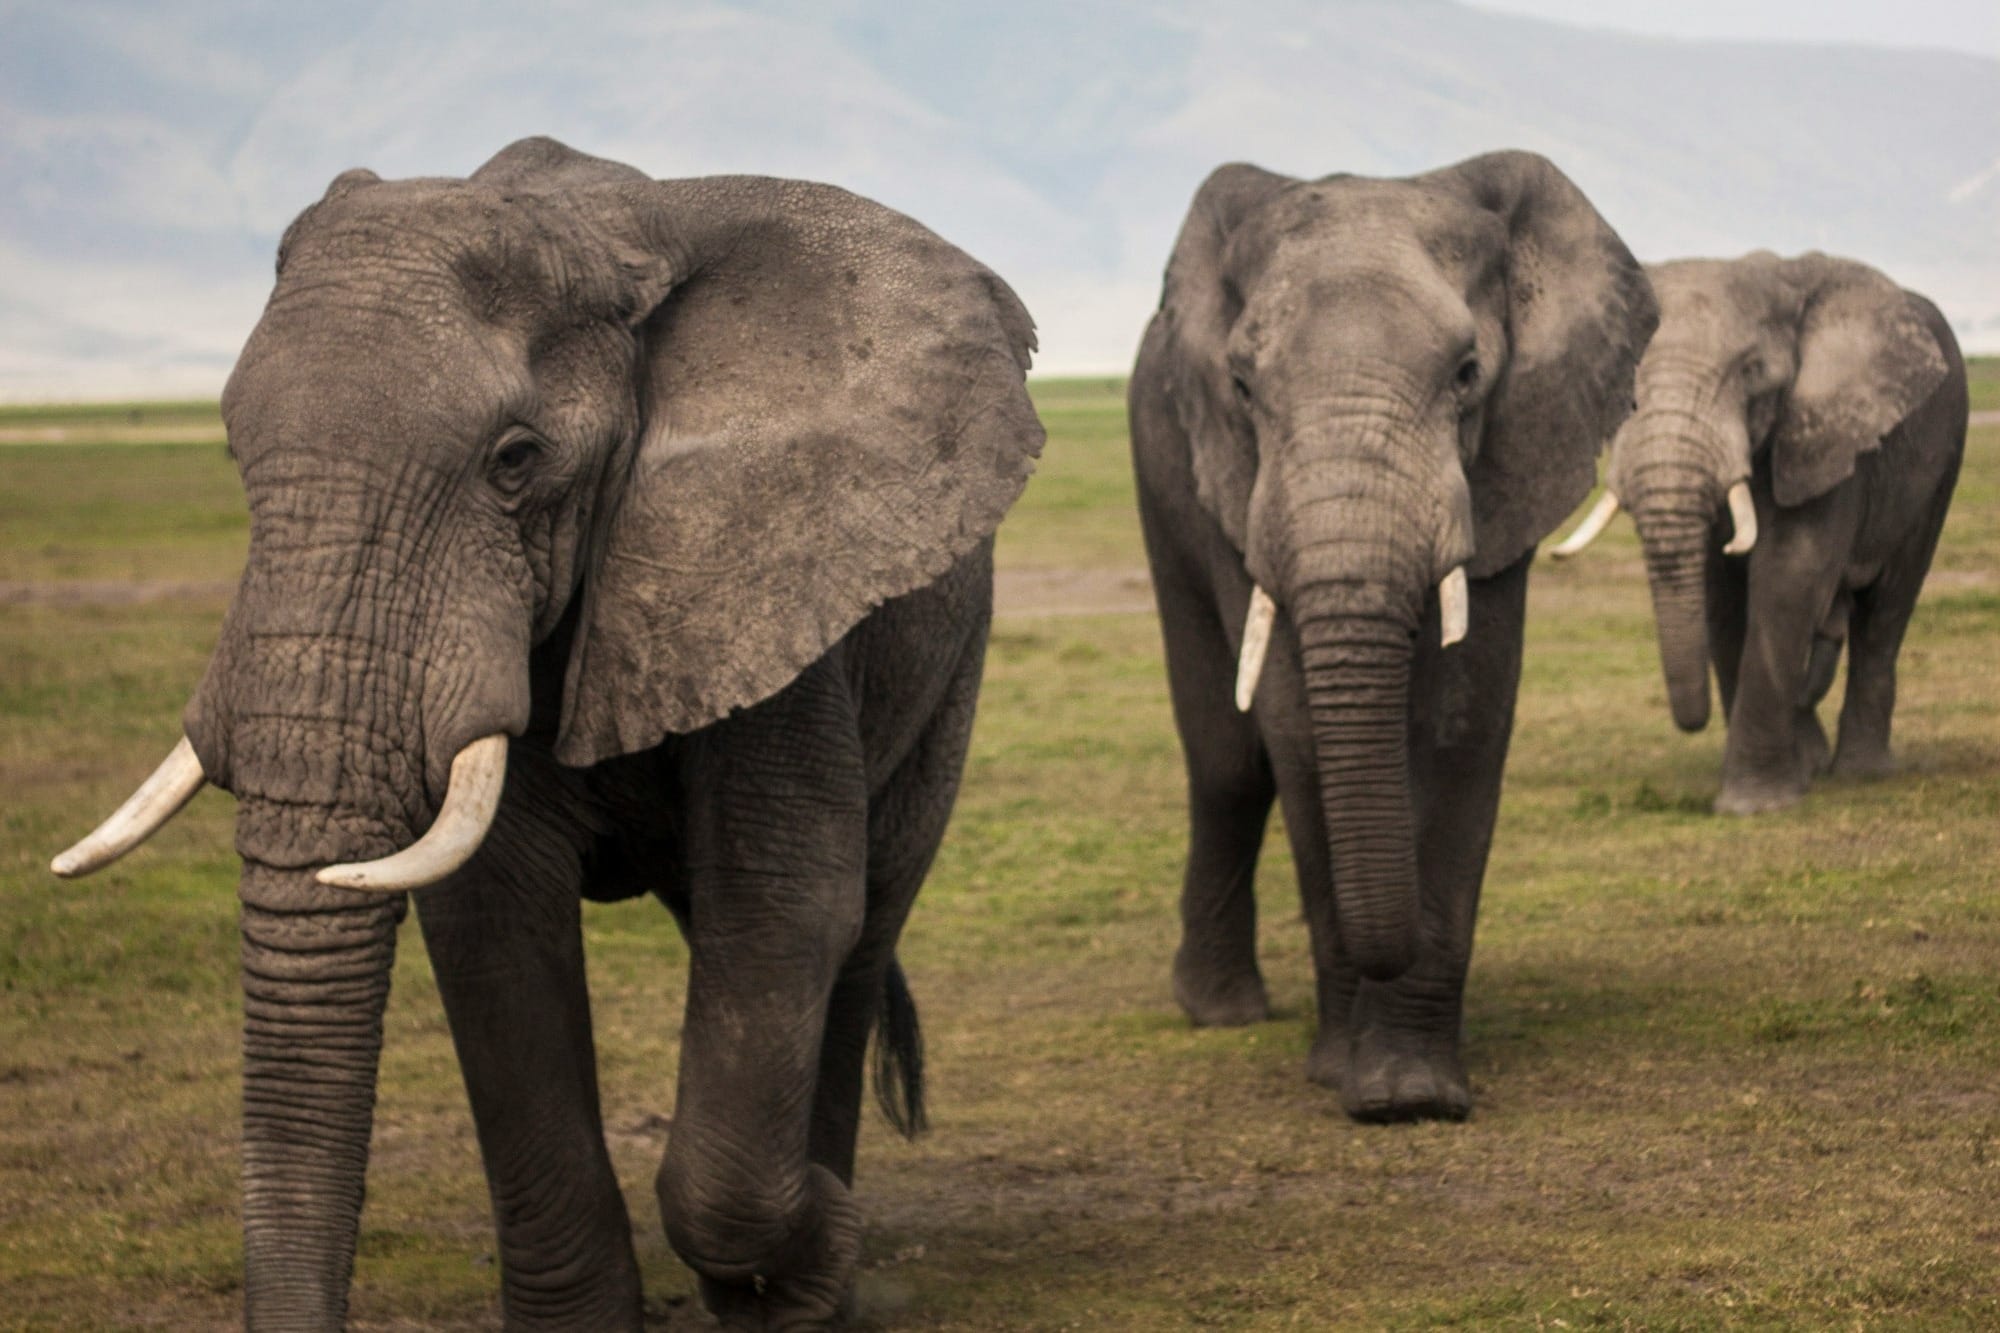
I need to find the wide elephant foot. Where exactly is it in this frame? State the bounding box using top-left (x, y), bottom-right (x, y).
top-left (1307, 1026), bottom-right (1471, 1123)
top-left (1172, 948), bottom-right (1270, 1028)
top-left (1713, 776), bottom-right (1806, 816)
top-left (669, 1164), bottom-right (863, 1331)
top-left (1344, 1036), bottom-right (1471, 1123)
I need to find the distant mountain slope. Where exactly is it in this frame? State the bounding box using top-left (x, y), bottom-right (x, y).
top-left (2, 0), bottom-right (1993, 397)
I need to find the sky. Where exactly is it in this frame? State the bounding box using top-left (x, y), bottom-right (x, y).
top-left (1469, 0), bottom-right (2000, 57)
top-left (1, 0), bottom-right (1995, 396)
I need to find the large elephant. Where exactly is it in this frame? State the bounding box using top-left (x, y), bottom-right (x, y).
top-left (1130, 151), bottom-right (1656, 1121)
top-left (50, 137), bottom-right (1043, 1330)
top-left (1549, 252), bottom-right (1966, 814)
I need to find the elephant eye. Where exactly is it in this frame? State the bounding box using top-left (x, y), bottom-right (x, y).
top-left (1454, 355), bottom-right (1481, 392)
top-left (1231, 373), bottom-right (1253, 405)
top-left (490, 434), bottom-right (544, 494)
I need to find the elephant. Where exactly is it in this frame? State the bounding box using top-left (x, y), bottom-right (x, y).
top-left (1130, 151), bottom-right (1657, 1122)
top-left (1548, 252), bottom-right (1967, 814)
top-left (49, 137), bottom-right (1043, 1330)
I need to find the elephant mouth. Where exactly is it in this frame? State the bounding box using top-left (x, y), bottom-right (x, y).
top-left (52, 732), bottom-right (510, 893)
top-left (1233, 567), bottom-right (1468, 712)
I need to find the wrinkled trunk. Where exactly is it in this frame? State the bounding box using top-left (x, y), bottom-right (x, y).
top-left (1292, 599), bottom-right (1421, 980)
top-left (189, 503), bottom-right (491, 1326)
top-left (1629, 463), bottom-right (1719, 733)
top-left (239, 865), bottom-right (402, 1330)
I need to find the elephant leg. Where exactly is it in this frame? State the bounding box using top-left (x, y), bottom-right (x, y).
top-left (810, 627), bottom-right (985, 1185)
top-left (415, 750), bottom-right (641, 1331)
top-left (1339, 555), bottom-right (1528, 1123)
top-left (1152, 561), bottom-right (1277, 1026)
top-left (1717, 512), bottom-right (1852, 814)
top-left (656, 662), bottom-right (870, 1330)
top-left (1834, 485), bottom-right (1953, 778)
top-left (1705, 544), bottom-right (1749, 719)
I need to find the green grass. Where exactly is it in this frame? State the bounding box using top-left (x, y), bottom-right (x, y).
top-left (1966, 354), bottom-right (2000, 413)
top-left (2, 386), bottom-right (1998, 1329)
top-left (0, 400), bottom-right (224, 431)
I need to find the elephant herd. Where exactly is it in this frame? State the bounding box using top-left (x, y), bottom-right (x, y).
top-left (50, 137), bottom-right (1967, 1329)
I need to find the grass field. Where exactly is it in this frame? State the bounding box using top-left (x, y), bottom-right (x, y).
top-left (2, 369), bottom-right (1998, 1329)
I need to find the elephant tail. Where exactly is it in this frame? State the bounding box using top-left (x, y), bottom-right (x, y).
top-left (872, 956), bottom-right (928, 1139)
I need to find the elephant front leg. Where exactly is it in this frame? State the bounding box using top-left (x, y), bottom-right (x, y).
top-left (1718, 532), bottom-right (1848, 813)
top-left (1338, 557), bottom-right (1527, 1123)
top-left (415, 755), bottom-right (641, 1331)
top-left (1158, 572), bottom-right (1279, 1027)
top-left (658, 673), bottom-right (871, 1329)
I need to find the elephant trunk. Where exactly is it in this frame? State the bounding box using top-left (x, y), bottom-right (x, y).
top-left (239, 863), bottom-right (402, 1331)
top-left (1632, 480), bottom-right (1716, 732)
top-left (1294, 600), bottom-right (1421, 980)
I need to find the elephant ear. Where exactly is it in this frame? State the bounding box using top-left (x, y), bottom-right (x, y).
top-left (1768, 254), bottom-right (1949, 507)
top-left (510, 157), bottom-right (1041, 766)
top-left (1427, 152), bottom-right (1659, 577)
top-left (1158, 163), bottom-right (1295, 550)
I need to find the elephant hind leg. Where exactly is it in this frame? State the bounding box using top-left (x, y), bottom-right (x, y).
top-left (1834, 480), bottom-right (1956, 779)
top-left (810, 619), bottom-right (987, 1185)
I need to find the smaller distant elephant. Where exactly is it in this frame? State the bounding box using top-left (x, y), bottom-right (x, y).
top-left (1131, 151), bottom-right (1656, 1121)
top-left (1549, 252), bottom-right (1967, 813)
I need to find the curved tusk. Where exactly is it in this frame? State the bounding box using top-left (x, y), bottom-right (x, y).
top-left (52, 737), bottom-right (208, 877)
top-left (1234, 585), bottom-right (1277, 712)
top-left (1439, 567), bottom-right (1470, 648)
top-left (1548, 490), bottom-right (1620, 559)
top-left (316, 735), bottom-right (509, 892)
top-left (1721, 482), bottom-right (1758, 556)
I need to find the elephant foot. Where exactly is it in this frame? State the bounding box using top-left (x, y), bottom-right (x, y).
top-left (1713, 776), bottom-right (1806, 816)
top-left (684, 1166), bottom-right (863, 1331)
top-left (1311, 1027), bottom-right (1471, 1123)
top-left (1172, 951), bottom-right (1270, 1028)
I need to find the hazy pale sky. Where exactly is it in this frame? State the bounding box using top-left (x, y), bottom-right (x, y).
top-left (1468, 0), bottom-right (2000, 57)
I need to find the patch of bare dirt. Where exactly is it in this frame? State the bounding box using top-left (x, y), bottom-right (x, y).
top-left (0, 579), bottom-right (235, 605)
top-left (994, 566), bottom-right (1152, 617)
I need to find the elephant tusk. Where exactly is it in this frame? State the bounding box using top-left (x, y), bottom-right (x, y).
top-left (316, 735), bottom-right (509, 892)
top-left (1722, 482), bottom-right (1758, 556)
top-left (1234, 585), bottom-right (1276, 712)
top-left (1439, 567), bottom-right (1470, 648)
top-left (1548, 490), bottom-right (1619, 559)
top-left (51, 737), bottom-right (208, 877)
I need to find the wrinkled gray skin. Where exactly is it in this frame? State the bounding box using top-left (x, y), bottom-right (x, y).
top-left (1131, 152), bottom-right (1656, 1121)
top-left (1601, 253), bottom-right (1965, 814)
top-left (154, 138), bottom-right (1040, 1329)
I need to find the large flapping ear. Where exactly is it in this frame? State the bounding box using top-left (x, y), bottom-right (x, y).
top-left (477, 145), bottom-right (1042, 767)
top-left (1769, 254), bottom-right (1949, 507)
top-left (1157, 163), bottom-right (1294, 551)
top-left (1426, 152), bottom-right (1659, 577)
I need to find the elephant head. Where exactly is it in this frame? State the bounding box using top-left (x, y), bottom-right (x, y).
top-left (51, 137), bottom-right (1041, 1327)
top-left (1552, 252), bottom-right (1948, 731)
top-left (1158, 151), bottom-right (1656, 979)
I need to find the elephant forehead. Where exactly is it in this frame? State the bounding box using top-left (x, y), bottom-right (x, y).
top-left (1240, 178), bottom-right (1505, 273)
top-left (279, 179), bottom-right (628, 320)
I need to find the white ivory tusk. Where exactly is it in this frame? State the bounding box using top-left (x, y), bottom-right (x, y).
top-left (1439, 567), bottom-right (1470, 648)
top-left (51, 737), bottom-right (208, 877)
top-left (1548, 490), bottom-right (1620, 559)
top-left (316, 735), bottom-right (509, 892)
top-left (1722, 482), bottom-right (1758, 556)
top-left (1234, 586), bottom-right (1277, 712)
